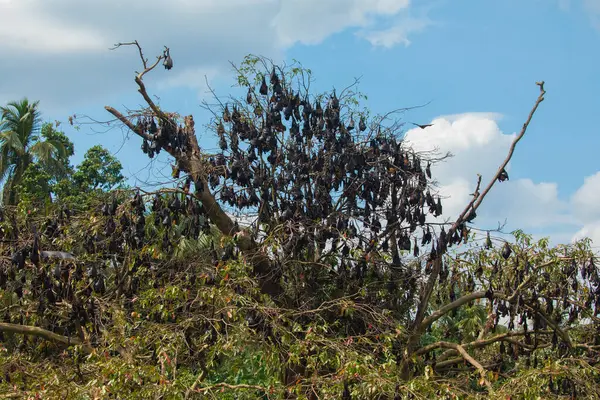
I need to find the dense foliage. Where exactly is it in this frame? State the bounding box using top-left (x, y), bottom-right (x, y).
top-left (0, 99), bottom-right (68, 205)
top-left (0, 44), bottom-right (599, 399)
top-left (16, 128), bottom-right (126, 209)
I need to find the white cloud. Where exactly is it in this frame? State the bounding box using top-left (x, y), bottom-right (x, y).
top-left (485, 178), bottom-right (571, 228)
top-left (359, 14), bottom-right (432, 48)
top-left (558, 0), bottom-right (600, 28)
top-left (572, 221), bottom-right (600, 248)
top-left (272, 0), bottom-right (411, 47)
top-left (569, 171), bottom-right (600, 247)
top-left (0, 0), bottom-right (426, 115)
top-left (154, 66), bottom-right (222, 98)
top-left (402, 113), bottom-right (579, 243)
top-left (584, 0), bottom-right (600, 13)
top-left (404, 112), bottom-right (514, 209)
top-left (571, 171), bottom-right (600, 222)
top-left (0, 0), bottom-right (107, 53)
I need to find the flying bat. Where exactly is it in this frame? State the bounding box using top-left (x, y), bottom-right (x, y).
top-left (410, 122), bottom-right (434, 129)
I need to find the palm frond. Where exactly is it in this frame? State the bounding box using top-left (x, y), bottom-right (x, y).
top-left (44, 138), bottom-right (68, 159)
top-left (0, 130), bottom-right (25, 156)
top-left (0, 98), bottom-right (42, 148)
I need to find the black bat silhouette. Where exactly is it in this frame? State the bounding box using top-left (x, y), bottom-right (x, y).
top-left (410, 122), bottom-right (434, 129)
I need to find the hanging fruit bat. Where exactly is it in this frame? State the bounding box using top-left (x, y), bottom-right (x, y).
top-left (246, 87), bottom-right (253, 104)
top-left (498, 168), bottom-right (509, 182)
top-left (347, 117), bottom-right (355, 131)
top-left (501, 242), bottom-right (512, 259)
top-left (359, 116), bottom-right (367, 132)
top-left (93, 276), bottom-right (106, 294)
top-left (410, 122), bottom-right (433, 129)
top-left (163, 47), bottom-right (173, 70)
top-left (217, 121), bottom-right (226, 136)
top-left (465, 208), bottom-right (477, 222)
top-left (11, 249), bottom-right (25, 269)
top-left (259, 76), bottom-right (268, 95)
top-left (435, 197), bottom-right (442, 217)
top-left (149, 118), bottom-right (158, 135)
top-left (270, 66), bottom-right (279, 85)
top-left (223, 105), bottom-right (231, 122)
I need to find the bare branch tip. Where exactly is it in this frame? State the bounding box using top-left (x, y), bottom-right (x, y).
top-left (536, 80), bottom-right (546, 93)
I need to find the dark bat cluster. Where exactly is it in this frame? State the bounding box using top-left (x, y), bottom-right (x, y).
top-left (136, 114), bottom-right (189, 159)
top-left (0, 187), bottom-right (233, 348)
top-left (484, 254), bottom-right (600, 336)
top-left (92, 188), bottom-right (212, 257)
top-left (0, 219), bottom-right (101, 344)
top-left (427, 240), bottom-right (600, 376)
top-left (195, 64), bottom-right (470, 298)
top-left (126, 61), bottom-right (482, 317)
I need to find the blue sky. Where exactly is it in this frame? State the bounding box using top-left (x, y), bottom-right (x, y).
top-left (1, 0), bottom-right (599, 245)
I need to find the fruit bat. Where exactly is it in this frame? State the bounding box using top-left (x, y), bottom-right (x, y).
top-left (501, 242), bottom-right (512, 259)
top-left (223, 104), bottom-right (232, 122)
top-left (411, 122), bottom-right (433, 129)
top-left (359, 116), bottom-right (366, 132)
top-left (259, 76), bottom-right (268, 95)
top-left (465, 208), bottom-right (477, 223)
top-left (11, 250), bottom-right (25, 269)
top-left (498, 168), bottom-right (509, 182)
top-left (163, 47), bottom-right (173, 70)
top-left (93, 276), bottom-right (106, 294)
top-left (270, 66), bottom-right (279, 85)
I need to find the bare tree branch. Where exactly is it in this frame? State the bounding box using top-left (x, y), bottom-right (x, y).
top-left (105, 106), bottom-right (153, 141)
top-left (472, 81), bottom-right (545, 211)
top-left (428, 341), bottom-right (493, 391)
top-left (417, 329), bottom-right (554, 359)
top-left (402, 82), bottom-right (547, 377)
top-left (105, 41), bottom-right (284, 299)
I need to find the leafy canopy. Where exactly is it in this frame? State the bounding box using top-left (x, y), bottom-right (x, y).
top-left (0, 49), bottom-right (598, 399)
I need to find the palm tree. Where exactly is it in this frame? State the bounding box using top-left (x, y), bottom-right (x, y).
top-left (0, 98), bottom-right (67, 205)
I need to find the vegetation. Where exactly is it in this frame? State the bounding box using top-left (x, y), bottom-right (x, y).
top-left (16, 126), bottom-right (126, 210)
top-left (0, 42), bottom-right (598, 399)
top-left (0, 99), bottom-right (68, 205)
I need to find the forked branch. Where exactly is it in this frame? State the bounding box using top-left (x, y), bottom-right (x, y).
top-left (105, 40), bottom-right (284, 300)
top-left (432, 342), bottom-right (493, 391)
top-left (409, 81), bottom-right (546, 342)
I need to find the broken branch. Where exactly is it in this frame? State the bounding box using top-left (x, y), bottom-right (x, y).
top-left (0, 322), bottom-right (93, 354)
